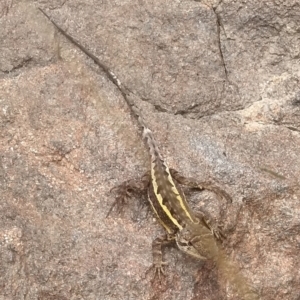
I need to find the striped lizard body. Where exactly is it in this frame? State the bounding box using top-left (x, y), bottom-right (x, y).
top-left (39, 9), bottom-right (259, 299)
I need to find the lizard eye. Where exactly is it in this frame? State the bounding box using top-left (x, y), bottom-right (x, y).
top-left (177, 239), bottom-right (188, 247)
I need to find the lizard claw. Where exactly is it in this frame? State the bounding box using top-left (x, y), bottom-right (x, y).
top-left (106, 185), bottom-right (131, 217)
top-left (107, 177), bottom-right (149, 217)
top-left (146, 261), bottom-right (168, 281)
top-left (202, 217), bottom-right (226, 241)
top-left (212, 226), bottom-right (226, 241)
top-left (153, 261), bottom-right (168, 280)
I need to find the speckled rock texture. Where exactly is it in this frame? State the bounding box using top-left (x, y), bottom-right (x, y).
top-left (0, 1), bottom-right (300, 299)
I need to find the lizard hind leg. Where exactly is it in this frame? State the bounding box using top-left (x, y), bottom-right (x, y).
top-left (169, 168), bottom-right (229, 239)
top-left (169, 168), bottom-right (232, 204)
top-left (107, 172), bottom-right (151, 217)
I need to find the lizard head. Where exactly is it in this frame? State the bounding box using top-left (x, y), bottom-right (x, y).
top-left (175, 226), bottom-right (219, 260)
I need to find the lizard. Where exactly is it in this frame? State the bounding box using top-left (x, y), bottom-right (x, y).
top-left (39, 8), bottom-right (259, 299)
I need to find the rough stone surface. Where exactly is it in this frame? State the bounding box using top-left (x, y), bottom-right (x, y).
top-left (0, 1), bottom-right (300, 299)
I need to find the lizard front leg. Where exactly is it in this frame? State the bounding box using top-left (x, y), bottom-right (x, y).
top-left (151, 233), bottom-right (176, 279)
top-left (194, 211), bottom-right (225, 241)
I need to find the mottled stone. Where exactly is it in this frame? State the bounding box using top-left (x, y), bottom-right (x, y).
top-left (0, 1), bottom-right (299, 299)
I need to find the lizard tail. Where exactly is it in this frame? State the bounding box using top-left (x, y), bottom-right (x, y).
top-left (129, 106), bottom-right (163, 163)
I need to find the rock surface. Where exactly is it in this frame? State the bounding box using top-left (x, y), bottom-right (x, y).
top-left (0, 1), bottom-right (300, 299)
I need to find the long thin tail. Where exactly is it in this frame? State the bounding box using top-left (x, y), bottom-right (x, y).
top-left (39, 8), bottom-right (148, 128)
top-left (39, 9), bottom-right (129, 99)
top-left (39, 8), bottom-right (164, 161)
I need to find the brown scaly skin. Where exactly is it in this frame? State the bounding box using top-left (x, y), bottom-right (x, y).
top-left (39, 9), bottom-right (259, 299)
top-left (110, 169), bottom-right (227, 276)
